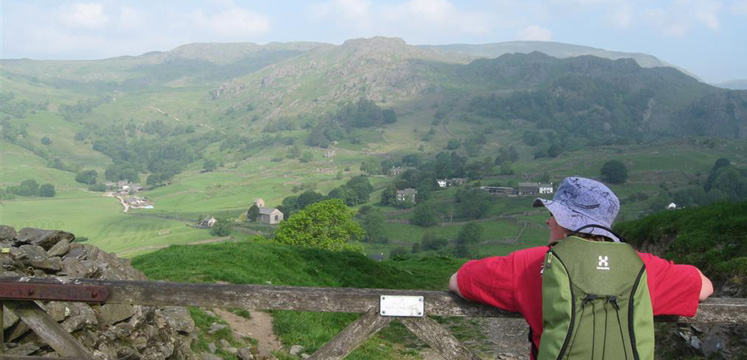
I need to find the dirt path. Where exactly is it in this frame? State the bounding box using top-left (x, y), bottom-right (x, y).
top-left (213, 308), bottom-right (283, 359)
top-left (113, 194), bottom-right (129, 213)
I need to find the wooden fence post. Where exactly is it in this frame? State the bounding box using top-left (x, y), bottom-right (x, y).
top-left (4, 301), bottom-right (92, 360)
top-left (308, 310), bottom-right (392, 360)
top-left (1, 301), bottom-right (4, 356)
top-left (400, 317), bottom-right (480, 360)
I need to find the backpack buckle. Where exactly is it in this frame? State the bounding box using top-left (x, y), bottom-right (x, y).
top-left (607, 296), bottom-right (620, 310)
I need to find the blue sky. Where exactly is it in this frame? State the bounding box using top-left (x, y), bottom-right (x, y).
top-left (1, 0), bottom-right (746, 83)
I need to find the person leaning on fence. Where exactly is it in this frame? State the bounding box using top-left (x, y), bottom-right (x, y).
top-left (449, 177), bottom-right (714, 360)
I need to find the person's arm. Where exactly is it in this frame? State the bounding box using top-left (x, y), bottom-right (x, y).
top-left (449, 272), bottom-right (464, 298)
top-left (698, 269), bottom-right (714, 301)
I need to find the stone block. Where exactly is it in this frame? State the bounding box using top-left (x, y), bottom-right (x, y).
top-left (47, 239), bottom-right (71, 257)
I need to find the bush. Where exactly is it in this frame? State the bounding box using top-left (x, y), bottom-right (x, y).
top-left (274, 199), bottom-right (365, 251)
top-left (76, 170), bottom-right (98, 185)
top-left (210, 218), bottom-right (233, 237)
top-left (600, 160), bottom-right (628, 184)
top-left (38, 183), bottom-right (55, 197)
top-left (410, 202), bottom-right (439, 227)
top-left (390, 247), bottom-right (410, 260)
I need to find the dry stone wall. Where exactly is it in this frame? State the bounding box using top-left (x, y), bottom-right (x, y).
top-left (1, 225), bottom-right (197, 360)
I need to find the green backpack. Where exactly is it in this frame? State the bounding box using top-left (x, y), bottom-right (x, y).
top-left (537, 225), bottom-right (654, 360)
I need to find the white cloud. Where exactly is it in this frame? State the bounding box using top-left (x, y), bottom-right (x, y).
top-left (193, 8), bottom-right (272, 38)
top-left (311, 0), bottom-right (373, 29)
top-left (311, 0), bottom-right (489, 41)
top-left (116, 6), bottom-right (143, 30)
top-left (517, 25), bottom-right (553, 41)
top-left (690, 0), bottom-right (721, 29)
top-left (605, 3), bottom-right (634, 29)
top-left (733, 0), bottom-right (747, 14)
top-left (641, 0), bottom-right (721, 37)
top-left (59, 2), bottom-right (109, 29)
top-left (381, 0), bottom-right (489, 35)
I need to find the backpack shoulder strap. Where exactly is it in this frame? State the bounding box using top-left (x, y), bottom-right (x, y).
top-left (568, 224), bottom-right (626, 243)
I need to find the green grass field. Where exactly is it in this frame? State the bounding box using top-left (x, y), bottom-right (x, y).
top-left (131, 241), bottom-right (467, 359)
top-left (3, 66), bottom-right (746, 260)
top-left (3, 134), bottom-right (741, 259)
top-left (0, 194), bottom-right (213, 255)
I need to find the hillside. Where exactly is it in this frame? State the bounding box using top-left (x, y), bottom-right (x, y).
top-left (423, 40), bottom-right (678, 69)
top-left (132, 241), bottom-right (468, 359)
top-left (2, 37), bottom-right (747, 258)
top-left (615, 200), bottom-right (747, 295)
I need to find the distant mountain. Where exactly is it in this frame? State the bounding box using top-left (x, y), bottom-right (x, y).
top-left (422, 41), bottom-right (700, 80)
top-left (2, 36), bottom-right (747, 195)
top-left (208, 39), bottom-right (742, 140)
top-left (714, 79), bottom-right (747, 90)
top-left (2, 37), bottom-right (746, 146)
top-left (0, 42), bottom-right (327, 91)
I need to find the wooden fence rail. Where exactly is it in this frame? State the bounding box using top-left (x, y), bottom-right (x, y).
top-left (2, 276), bottom-right (746, 359)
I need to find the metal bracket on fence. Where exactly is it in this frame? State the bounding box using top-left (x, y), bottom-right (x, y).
top-left (0, 281), bottom-right (110, 303)
top-left (380, 295), bottom-right (424, 317)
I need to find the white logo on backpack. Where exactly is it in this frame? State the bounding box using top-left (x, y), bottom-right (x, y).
top-left (596, 255), bottom-right (610, 270)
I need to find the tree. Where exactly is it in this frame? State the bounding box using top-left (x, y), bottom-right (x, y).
top-left (203, 159), bottom-right (217, 172)
top-left (600, 160), bottom-right (628, 184)
top-left (382, 109), bottom-right (397, 124)
top-left (411, 201), bottom-right (439, 227)
top-left (500, 162), bottom-right (515, 175)
top-left (38, 183), bottom-right (55, 197)
top-left (456, 188), bottom-right (492, 220)
top-left (12, 179), bottom-right (39, 196)
top-left (88, 183), bottom-right (107, 192)
top-left (210, 218), bottom-right (233, 237)
top-left (709, 166), bottom-right (747, 201)
top-left (360, 160), bottom-right (381, 175)
top-left (75, 170), bottom-right (98, 185)
top-left (246, 204), bottom-right (260, 222)
top-left (380, 184), bottom-right (398, 206)
top-left (327, 186), bottom-right (353, 205)
top-left (455, 242), bottom-right (471, 258)
top-left (359, 207), bottom-right (386, 243)
top-left (704, 158), bottom-right (732, 191)
top-left (390, 247), bottom-right (409, 260)
top-left (41, 136), bottom-right (52, 145)
top-left (297, 190), bottom-right (324, 209)
top-left (421, 232), bottom-right (448, 250)
top-left (457, 222), bottom-right (483, 245)
top-left (346, 177), bottom-right (374, 204)
top-left (300, 151), bottom-right (314, 163)
top-left (287, 145), bottom-right (301, 159)
top-left (274, 199), bottom-right (365, 251)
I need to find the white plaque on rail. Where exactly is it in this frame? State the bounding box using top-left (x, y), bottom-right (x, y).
top-left (379, 295), bottom-right (424, 317)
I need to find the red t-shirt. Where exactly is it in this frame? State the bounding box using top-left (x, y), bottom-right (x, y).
top-left (457, 246), bottom-right (702, 359)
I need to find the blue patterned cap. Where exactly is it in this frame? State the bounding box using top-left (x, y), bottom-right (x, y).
top-left (533, 177), bottom-right (621, 242)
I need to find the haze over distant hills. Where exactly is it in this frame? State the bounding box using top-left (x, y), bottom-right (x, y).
top-left (715, 79), bottom-right (747, 90)
top-left (2, 36), bottom-right (747, 265)
top-left (422, 41), bottom-right (678, 70)
top-left (1, 37), bottom-right (746, 185)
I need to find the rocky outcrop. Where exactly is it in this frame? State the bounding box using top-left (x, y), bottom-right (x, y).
top-left (0, 225), bottom-right (197, 359)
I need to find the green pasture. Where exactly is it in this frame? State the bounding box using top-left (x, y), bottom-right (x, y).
top-left (18, 112), bottom-right (113, 170)
top-left (132, 241), bottom-right (468, 359)
top-left (0, 75), bottom-right (85, 103)
top-left (0, 195), bottom-right (212, 256)
top-left (89, 87), bottom-right (213, 126)
top-left (0, 142), bottom-right (82, 189)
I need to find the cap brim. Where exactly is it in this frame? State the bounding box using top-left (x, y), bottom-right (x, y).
top-left (534, 198), bottom-right (621, 242)
top-left (532, 198), bottom-right (549, 208)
